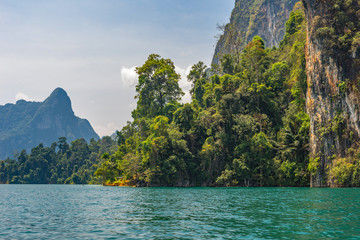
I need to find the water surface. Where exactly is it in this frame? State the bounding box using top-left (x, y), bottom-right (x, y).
top-left (0, 185), bottom-right (359, 239)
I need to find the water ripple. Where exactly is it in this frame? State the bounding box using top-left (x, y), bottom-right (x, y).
top-left (0, 186), bottom-right (360, 239)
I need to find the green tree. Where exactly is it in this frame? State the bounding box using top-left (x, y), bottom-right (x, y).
top-left (220, 54), bottom-right (235, 75)
top-left (133, 54), bottom-right (184, 119)
top-left (187, 61), bottom-right (207, 85)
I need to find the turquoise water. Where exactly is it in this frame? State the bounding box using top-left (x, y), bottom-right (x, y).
top-left (0, 186), bottom-right (359, 239)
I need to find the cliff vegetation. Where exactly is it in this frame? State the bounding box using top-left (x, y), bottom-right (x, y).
top-left (1, 1), bottom-right (359, 187)
top-left (303, 0), bottom-right (360, 187)
top-left (212, 0), bottom-right (298, 66)
top-left (93, 4), bottom-right (311, 187)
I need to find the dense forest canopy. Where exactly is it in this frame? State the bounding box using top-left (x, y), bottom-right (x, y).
top-left (0, 137), bottom-right (117, 184)
top-left (1, 1), bottom-right (360, 187)
top-left (93, 4), bottom-right (312, 187)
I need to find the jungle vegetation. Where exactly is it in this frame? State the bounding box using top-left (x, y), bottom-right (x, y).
top-left (2, 5), bottom-right (359, 186)
top-left (94, 7), bottom-right (311, 187)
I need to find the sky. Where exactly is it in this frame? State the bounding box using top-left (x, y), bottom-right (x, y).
top-left (0, 0), bottom-right (234, 137)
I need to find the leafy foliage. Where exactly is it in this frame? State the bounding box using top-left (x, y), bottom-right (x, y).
top-left (0, 137), bottom-right (117, 184)
top-left (4, 3), bottom-right (356, 187)
top-left (133, 54), bottom-right (184, 119)
top-left (92, 6), bottom-right (311, 187)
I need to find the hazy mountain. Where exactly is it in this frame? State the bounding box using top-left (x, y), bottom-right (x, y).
top-left (0, 88), bottom-right (99, 159)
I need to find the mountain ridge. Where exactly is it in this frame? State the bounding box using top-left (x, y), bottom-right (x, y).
top-left (0, 88), bottom-right (99, 159)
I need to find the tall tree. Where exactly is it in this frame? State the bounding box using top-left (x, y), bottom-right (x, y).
top-left (133, 54), bottom-right (184, 119)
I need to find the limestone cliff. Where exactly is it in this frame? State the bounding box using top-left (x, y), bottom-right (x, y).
top-left (302, 0), bottom-right (360, 187)
top-left (212, 0), bottom-right (298, 66)
top-left (0, 88), bottom-right (99, 159)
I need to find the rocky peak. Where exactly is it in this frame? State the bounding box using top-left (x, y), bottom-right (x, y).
top-left (43, 87), bottom-right (73, 114)
top-left (0, 88), bottom-right (99, 159)
top-left (47, 87), bottom-right (69, 101)
top-left (212, 0), bottom-right (298, 66)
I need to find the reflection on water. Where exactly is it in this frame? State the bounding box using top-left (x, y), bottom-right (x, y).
top-left (0, 185), bottom-right (359, 239)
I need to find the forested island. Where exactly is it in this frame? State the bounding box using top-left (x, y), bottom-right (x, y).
top-left (1, 0), bottom-right (360, 187)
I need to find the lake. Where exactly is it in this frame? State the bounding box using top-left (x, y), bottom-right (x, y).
top-left (0, 185), bottom-right (359, 239)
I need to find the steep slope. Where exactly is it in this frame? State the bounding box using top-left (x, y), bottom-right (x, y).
top-left (212, 0), bottom-right (298, 66)
top-left (0, 88), bottom-right (99, 159)
top-left (303, 0), bottom-right (360, 187)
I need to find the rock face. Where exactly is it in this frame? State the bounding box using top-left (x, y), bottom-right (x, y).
top-left (0, 88), bottom-right (99, 159)
top-left (212, 0), bottom-right (298, 66)
top-left (302, 0), bottom-right (360, 186)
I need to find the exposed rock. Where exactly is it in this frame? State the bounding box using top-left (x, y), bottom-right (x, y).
top-left (302, 0), bottom-right (360, 187)
top-left (212, 0), bottom-right (298, 66)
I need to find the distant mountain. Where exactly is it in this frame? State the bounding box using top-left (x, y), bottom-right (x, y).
top-left (212, 0), bottom-right (298, 66)
top-left (0, 88), bottom-right (99, 159)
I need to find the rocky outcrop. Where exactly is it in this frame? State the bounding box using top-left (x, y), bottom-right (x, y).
top-left (0, 88), bottom-right (99, 159)
top-left (212, 0), bottom-right (298, 66)
top-left (303, 0), bottom-right (360, 187)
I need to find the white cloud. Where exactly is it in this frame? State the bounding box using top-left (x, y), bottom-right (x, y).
top-left (175, 65), bottom-right (192, 103)
top-left (121, 66), bottom-right (138, 87)
top-left (94, 122), bottom-right (118, 138)
top-left (15, 92), bottom-right (33, 102)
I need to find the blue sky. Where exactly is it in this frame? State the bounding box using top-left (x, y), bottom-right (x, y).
top-left (0, 0), bottom-right (234, 136)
